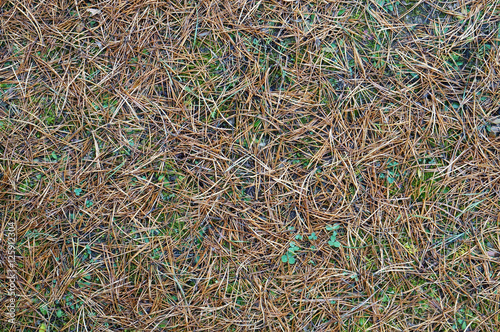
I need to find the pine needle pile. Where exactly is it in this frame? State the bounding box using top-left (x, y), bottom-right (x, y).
top-left (1, 1), bottom-right (500, 331)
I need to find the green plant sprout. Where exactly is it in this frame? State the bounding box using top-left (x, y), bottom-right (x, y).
top-left (328, 232), bottom-right (341, 248)
top-left (326, 224), bottom-right (340, 231)
top-left (281, 242), bottom-right (300, 264)
top-left (326, 224), bottom-right (341, 247)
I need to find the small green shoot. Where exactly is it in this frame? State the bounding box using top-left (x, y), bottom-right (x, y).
top-left (328, 234), bottom-right (341, 248)
top-left (282, 242), bottom-right (300, 264)
top-left (39, 323), bottom-right (47, 332)
top-left (327, 226), bottom-right (341, 247)
top-left (326, 224), bottom-right (340, 231)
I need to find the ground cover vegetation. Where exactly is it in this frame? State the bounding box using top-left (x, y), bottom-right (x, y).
top-left (1, 0), bottom-right (500, 330)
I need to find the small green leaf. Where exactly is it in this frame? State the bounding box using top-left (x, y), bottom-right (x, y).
top-left (308, 232), bottom-right (318, 240)
top-left (39, 323), bottom-right (47, 332)
top-left (74, 188), bottom-right (82, 196)
top-left (295, 234), bottom-right (303, 240)
top-left (40, 306), bottom-right (48, 316)
top-left (288, 256), bottom-right (296, 264)
top-left (326, 224), bottom-right (340, 231)
top-left (333, 241), bottom-right (341, 248)
top-left (85, 200), bottom-right (93, 208)
top-left (281, 255), bottom-right (288, 263)
top-left (56, 309), bottom-right (64, 318)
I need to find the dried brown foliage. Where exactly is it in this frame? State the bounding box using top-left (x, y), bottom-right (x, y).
top-left (1, 0), bottom-right (500, 331)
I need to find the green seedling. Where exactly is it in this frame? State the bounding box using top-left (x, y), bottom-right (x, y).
top-left (328, 232), bottom-right (341, 248)
top-left (326, 224), bottom-right (340, 231)
top-left (453, 318), bottom-right (467, 331)
top-left (281, 242), bottom-right (300, 264)
top-left (308, 232), bottom-right (318, 240)
top-left (281, 254), bottom-right (295, 264)
top-left (74, 188), bottom-right (82, 196)
top-left (327, 225), bottom-right (342, 247)
top-left (326, 224), bottom-right (340, 248)
top-left (40, 305), bottom-right (48, 316)
top-left (379, 160), bottom-right (401, 184)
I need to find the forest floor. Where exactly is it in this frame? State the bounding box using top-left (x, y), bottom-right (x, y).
top-left (1, 0), bottom-right (500, 331)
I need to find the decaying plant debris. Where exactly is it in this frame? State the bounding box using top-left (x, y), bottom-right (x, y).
top-left (1, 0), bottom-right (500, 331)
